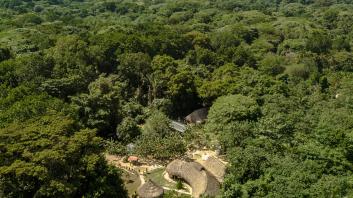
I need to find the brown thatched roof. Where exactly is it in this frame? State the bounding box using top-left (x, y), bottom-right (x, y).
top-left (137, 180), bottom-right (164, 198)
top-left (166, 159), bottom-right (220, 198)
top-left (201, 156), bottom-right (227, 183)
top-left (204, 171), bottom-right (221, 197)
top-left (185, 108), bottom-right (209, 124)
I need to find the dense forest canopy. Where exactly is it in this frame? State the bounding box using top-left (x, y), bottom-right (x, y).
top-left (0, 0), bottom-right (353, 197)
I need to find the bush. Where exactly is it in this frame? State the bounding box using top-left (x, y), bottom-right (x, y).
top-left (105, 139), bottom-right (127, 155)
top-left (15, 13), bottom-right (43, 26)
top-left (259, 54), bottom-right (286, 76)
top-left (33, 5), bottom-right (44, 12)
top-left (116, 117), bottom-right (141, 143)
top-left (281, 3), bottom-right (305, 17)
top-left (176, 180), bottom-right (183, 189)
top-left (150, 98), bottom-right (172, 115)
top-left (122, 101), bottom-right (146, 124)
top-left (164, 191), bottom-right (191, 198)
top-left (285, 64), bottom-right (311, 79)
top-left (169, 11), bottom-right (193, 24)
top-left (0, 48), bottom-right (11, 62)
top-left (135, 133), bottom-right (186, 160)
top-left (143, 111), bottom-right (172, 137)
top-left (306, 31), bottom-right (332, 54)
top-left (122, 156), bottom-right (129, 163)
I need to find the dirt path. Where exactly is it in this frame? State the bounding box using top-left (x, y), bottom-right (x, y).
top-left (139, 174), bottom-right (145, 185)
top-left (163, 186), bottom-right (192, 195)
top-left (105, 153), bottom-right (157, 189)
top-left (105, 153), bottom-right (163, 173)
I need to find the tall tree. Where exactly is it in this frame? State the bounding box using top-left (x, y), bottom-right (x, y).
top-left (71, 74), bottom-right (126, 137)
top-left (0, 115), bottom-right (127, 198)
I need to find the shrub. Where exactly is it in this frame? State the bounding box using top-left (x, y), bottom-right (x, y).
top-left (135, 133), bottom-right (186, 160)
top-left (285, 64), bottom-right (311, 79)
top-left (176, 180), bottom-right (183, 189)
top-left (105, 139), bottom-right (127, 155)
top-left (116, 117), bottom-right (141, 143)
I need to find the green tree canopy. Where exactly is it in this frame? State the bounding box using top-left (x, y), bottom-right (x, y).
top-left (71, 74), bottom-right (126, 137)
top-left (0, 114), bottom-right (127, 198)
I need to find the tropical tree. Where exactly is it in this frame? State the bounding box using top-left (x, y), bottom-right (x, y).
top-left (0, 115), bottom-right (127, 198)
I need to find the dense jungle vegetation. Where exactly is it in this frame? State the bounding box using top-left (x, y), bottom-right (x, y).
top-left (0, 0), bottom-right (353, 197)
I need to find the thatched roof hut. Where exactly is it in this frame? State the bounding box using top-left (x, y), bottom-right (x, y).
top-left (166, 160), bottom-right (220, 198)
top-left (137, 180), bottom-right (164, 198)
top-left (185, 108), bottom-right (209, 124)
top-left (200, 156), bottom-right (226, 183)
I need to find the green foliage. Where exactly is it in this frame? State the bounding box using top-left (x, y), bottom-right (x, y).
top-left (198, 63), bottom-right (239, 101)
top-left (116, 117), bottom-right (141, 144)
top-left (206, 94), bottom-right (260, 133)
top-left (0, 86), bottom-right (66, 128)
top-left (40, 35), bottom-right (96, 98)
top-left (122, 101), bottom-right (146, 124)
top-left (0, 115), bottom-right (127, 198)
top-left (0, 48), bottom-right (11, 62)
top-left (105, 139), bottom-right (127, 156)
top-left (206, 94), bottom-right (260, 151)
top-left (143, 111), bottom-right (172, 137)
top-left (259, 54), bottom-right (286, 76)
top-left (164, 190), bottom-right (192, 198)
top-left (0, 54), bottom-right (53, 87)
top-left (150, 98), bottom-right (173, 115)
top-left (329, 51), bottom-right (353, 71)
top-left (149, 55), bottom-right (178, 103)
top-left (281, 3), bottom-right (306, 17)
top-left (167, 65), bottom-right (201, 116)
top-left (47, 35), bottom-right (93, 79)
top-left (135, 133), bottom-right (186, 160)
top-left (337, 11), bottom-right (353, 34)
top-left (1, 0), bottom-right (353, 197)
top-left (306, 31), bottom-right (332, 54)
top-left (118, 52), bottom-right (152, 103)
top-left (219, 89), bottom-right (353, 197)
top-left (285, 63), bottom-right (311, 79)
top-left (176, 180), bottom-right (183, 190)
top-left (136, 110), bottom-right (186, 160)
top-left (199, 65), bottom-right (284, 103)
top-left (14, 13), bottom-right (43, 26)
top-left (71, 74), bottom-right (125, 137)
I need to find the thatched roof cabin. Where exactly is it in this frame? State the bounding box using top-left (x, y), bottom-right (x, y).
top-left (137, 180), bottom-right (164, 198)
top-left (185, 108), bottom-right (209, 124)
top-left (166, 160), bottom-right (220, 198)
top-left (200, 156), bottom-right (226, 183)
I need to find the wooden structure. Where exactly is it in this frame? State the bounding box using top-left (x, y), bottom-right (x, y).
top-left (185, 108), bottom-right (209, 124)
top-left (137, 179), bottom-right (164, 198)
top-left (128, 156), bottom-right (139, 165)
top-left (200, 156), bottom-right (226, 183)
top-left (166, 159), bottom-right (220, 198)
